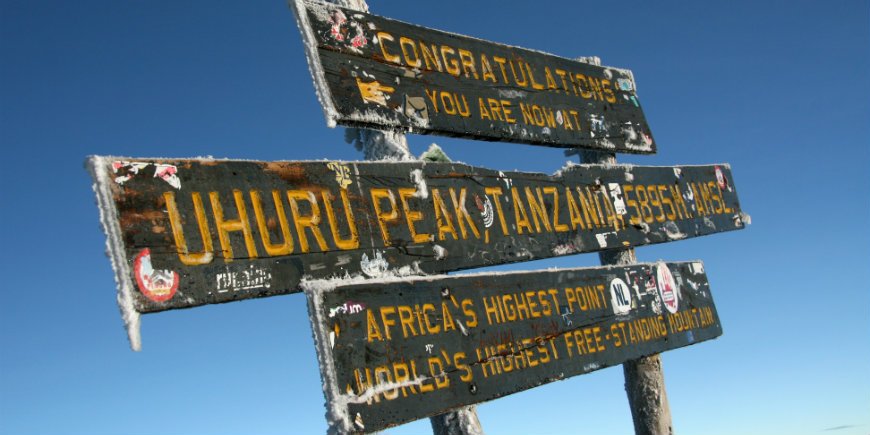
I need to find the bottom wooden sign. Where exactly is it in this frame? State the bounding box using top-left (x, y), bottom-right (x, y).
top-left (304, 261), bottom-right (721, 433)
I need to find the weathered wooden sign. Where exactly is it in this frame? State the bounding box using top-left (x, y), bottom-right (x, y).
top-left (88, 156), bottom-right (745, 314)
top-left (306, 261), bottom-right (720, 433)
top-left (291, 0), bottom-right (656, 154)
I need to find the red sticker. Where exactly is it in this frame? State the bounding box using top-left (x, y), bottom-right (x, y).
top-left (715, 166), bottom-right (728, 190)
top-left (656, 263), bottom-right (679, 314)
top-left (133, 248), bottom-right (179, 303)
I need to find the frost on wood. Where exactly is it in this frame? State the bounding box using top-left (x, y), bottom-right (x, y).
top-left (309, 262), bottom-right (718, 434)
top-left (303, 274), bottom-right (352, 434)
top-left (419, 143), bottom-right (451, 163)
top-left (290, 0), bottom-right (341, 128)
top-left (326, 0), bottom-right (369, 12)
top-left (430, 406), bottom-right (486, 435)
top-left (410, 168), bottom-right (429, 199)
top-left (86, 156), bottom-right (142, 352)
top-left (294, 1), bottom-right (655, 154)
top-left (623, 354), bottom-right (673, 435)
top-left (344, 127), bottom-right (412, 161)
top-left (94, 157), bottom-right (745, 315)
top-left (301, 265), bottom-right (430, 435)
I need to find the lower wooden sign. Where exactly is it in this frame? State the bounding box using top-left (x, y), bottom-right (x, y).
top-left (305, 261), bottom-right (721, 433)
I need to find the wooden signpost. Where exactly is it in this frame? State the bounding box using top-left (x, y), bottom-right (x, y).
top-left (86, 1), bottom-right (747, 434)
top-left (88, 156), bottom-right (744, 314)
top-left (291, 0), bottom-right (656, 154)
top-left (306, 261), bottom-right (720, 433)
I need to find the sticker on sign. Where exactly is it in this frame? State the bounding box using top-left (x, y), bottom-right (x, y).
top-left (290, 0), bottom-right (657, 153)
top-left (303, 261), bottom-right (721, 433)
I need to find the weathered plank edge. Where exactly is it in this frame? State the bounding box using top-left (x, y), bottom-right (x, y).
top-left (86, 155), bottom-right (142, 351)
top-left (290, 0), bottom-right (341, 128)
top-left (89, 156), bottom-right (748, 317)
top-left (304, 276), bottom-right (354, 434)
top-left (299, 0), bottom-right (638, 87)
top-left (290, 0), bottom-right (656, 155)
top-left (302, 260), bottom-right (718, 434)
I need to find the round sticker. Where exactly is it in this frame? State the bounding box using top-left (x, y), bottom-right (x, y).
top-left (656, 263), bottom-right (679, 314)
top-left (133, 248), bottom-right (179, 303)
top-left (609, 277), bottom-right (632, 315)
top-left (715, 166), bottom-right (728, 190)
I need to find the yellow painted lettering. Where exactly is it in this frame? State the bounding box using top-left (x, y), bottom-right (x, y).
top-left (398, 187), bottom-right (431, 243)
top-left (286, 190), bottom-right (328, 253)
top-left (484, 186), bottom-right (510, 235)
top-left (209, 190), bottom-right (258, 262)
top-left (377, 31), bottom-right (400, 64)
top-left (164, 191), bottom-right (214, 265)
top-left (511, 187), bottom-right (533, 234)
top-left (431, 188), bottom-right (458, 240)
top-left (321, 189), bottom-right (359, 250)
top-left (449, 187), bottom-right (480, 240)
top-left (250, 190), bottom-right (294, 256)
top-left (525, 187), bottom-right (552, 233)
top-left (457, 48), bottom-right (478, 79)
top-left (398, 36), bottom-right (421, 67)
top-left (370, 188), bottom-right (399, 246)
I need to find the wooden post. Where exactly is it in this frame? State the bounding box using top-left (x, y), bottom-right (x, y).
top-left (577, 57), bottom-right (673, 435)
top-left (598, 245), bottom-right (672, 435)
top-left (323, 3), bottom-right (484, 434)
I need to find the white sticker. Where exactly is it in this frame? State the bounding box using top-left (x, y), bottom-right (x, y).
top-left (607, 183), bottom-right (627, 215)
top-left (112, 161), bottom-right (181, 190)
top-left (691, 262), bottom-right (705, 274)
top-left (715, 166), bottom-right (728, 190)
top-left (656, 263), bottom-right (679, 314)
top-left (360, 251), bottom-right (389, 277)
top-left (610, 278), bottom-right (632, 315)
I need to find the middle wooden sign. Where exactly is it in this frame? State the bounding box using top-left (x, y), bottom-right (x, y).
top-left (88, 157), bottom-right (745, 314)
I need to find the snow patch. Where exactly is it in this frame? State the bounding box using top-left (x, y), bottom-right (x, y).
top-left (621, 125), bottom-right (638, 141)
top-left (702, 216), bottom-right (716, 230)
top-left (344, 127), bottom-right (413, 161)
top-left (553, 160), bottom-right (577, 177)
top-left (663, 221), bottom-right (686, 240)
top-left (455, 319), bottom-right (469, 336)
top-left (410, 168), bottom-right (428, 199)
top-left (419, 143), bottom-right (451, 163)
top-left (498, 89), bottom-right (527, 99)
top-left (552, 244), bottom-right (575, 256)
top-left (347, 375), bottom-right (433, 405)
top-left (360, 251), bottom-right (389, 277)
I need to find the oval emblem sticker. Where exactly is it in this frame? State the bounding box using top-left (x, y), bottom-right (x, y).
top-left (133, 248), bottom-right (179, 302)
top-left (656, 263), bottom-right (679, 314)
top-left (609, 277), bottom-right (632, 315)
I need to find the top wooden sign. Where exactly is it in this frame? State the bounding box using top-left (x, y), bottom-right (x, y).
top-left (291, 0), bottom-right (656, 154)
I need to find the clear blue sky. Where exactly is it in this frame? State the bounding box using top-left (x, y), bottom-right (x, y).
top-left (1, 1), bottom-right (868, 434)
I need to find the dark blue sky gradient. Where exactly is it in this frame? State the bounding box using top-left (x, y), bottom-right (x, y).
top-left (1, 1), bottom-right (868, 434)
